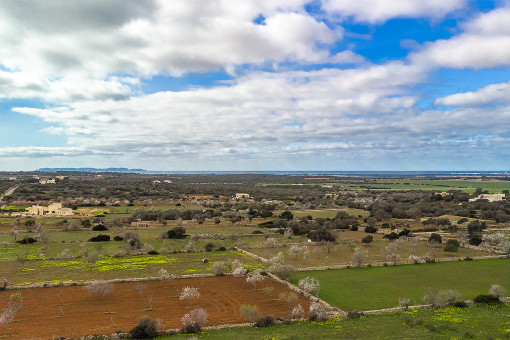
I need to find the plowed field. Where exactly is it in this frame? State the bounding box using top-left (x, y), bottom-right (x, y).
top-left (0, 276), bottom-right (310, 339)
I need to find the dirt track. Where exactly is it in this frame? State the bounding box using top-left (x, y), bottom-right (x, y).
top-left (0, 276), bottom-right (310, 339)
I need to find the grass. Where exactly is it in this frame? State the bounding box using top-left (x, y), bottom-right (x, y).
top-left (2, 250), bottom-right (264, 286)
top-left (157, 303), bottom-right (510, 339)
top-left (289, 258), bottom-right (510, 311)
top-left (248, 234), bottom-right (488, 268)
top-left (259, 179), bottom-right (510, 193)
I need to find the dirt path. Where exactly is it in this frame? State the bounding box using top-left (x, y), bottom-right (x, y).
top-left (0, 276), bottom-right (310, 339)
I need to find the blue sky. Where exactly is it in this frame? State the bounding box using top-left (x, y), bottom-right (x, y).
top-left (1, 0), bottom-right (510, 171)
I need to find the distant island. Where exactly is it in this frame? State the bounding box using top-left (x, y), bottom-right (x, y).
top-left (37, 167), bottom-right (147, 173)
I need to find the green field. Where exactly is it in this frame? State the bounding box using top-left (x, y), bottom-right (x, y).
top-left (260, 179), bottom-right (510, 193)
top-left (158, 303), bottom-right (510, 339)
top-left (290, 259), bottom-right (510, 311)
top-left (2, 250), bottom-right (263, 286)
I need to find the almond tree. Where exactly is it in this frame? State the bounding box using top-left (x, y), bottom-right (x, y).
top-left (179, 287), bottom-right (200, 306)
top-left (87, 280), bottom-right (113, 301)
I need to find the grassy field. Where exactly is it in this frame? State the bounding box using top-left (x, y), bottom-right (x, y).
top-left (260, 179), bottom-right (510, 193)
top-left (248, 234), bottom-right (487, 268)
top-left (158, 303), bottom-right (510, 339)
top-left (2, 250), bottom-right (263, 286)
top-left (289, 258), bottom-right (510, 311)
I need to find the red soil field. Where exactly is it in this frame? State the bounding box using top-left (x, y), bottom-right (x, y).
top-left (0, 276), bottom-right (310, 339)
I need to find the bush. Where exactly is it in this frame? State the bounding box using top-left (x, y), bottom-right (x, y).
top-left (166, 227), bottom-right (186, 239)
top-left (469, 236), bottom-right (482, 246)
top-left (346, 310), bottom-right (362, 319)
top-left (148, 250), bottom-right (159, 255)
top-left (350, 226), bottom-right (358, 231)
top-left (361, 235), bottom-right (373, 244)
top-left (383, 232), bottom-right (399, 240)
top-left (364, 226), bottom-right (378, 233)
top-left (240, 304), bottom-right (259, 322)
top-left (251, 230), bottom-right (264, 234)
top-left (452, 301), bottom-right (468, 308)
top-left (473, 294), bottom-right (500, 304)
top-left (92, 224), bottom-right (108, 231)
top-left (89, 234), bottom-right (110, 242)
top-left (16, 237), bottom-right (37, 244)
top-left (113, 236), bottom-right (124, 241)
top-left (444, 239), bottom-right (459, 252)
top-left (204, 243), bottom-right (215, 252)
top-left (398, 228), bottom-right (411, 237)
top-left (218, 246), bottom-right (227, 251)
top-left (129, 316), bottom-right (159, 339)
top-left (181, 308), bottom-right (208, 334)
top-left (255, 315), bottom-right (275, 328)
top-left (428, 233), bottom-right (442, 244)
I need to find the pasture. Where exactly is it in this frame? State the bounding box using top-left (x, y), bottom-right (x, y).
top-left (290, 258), bottom-right (510, 311)
top-left (157, 303), bottom-right (510, 339)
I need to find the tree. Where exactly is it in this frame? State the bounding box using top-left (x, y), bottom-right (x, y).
top-left (134, 284), bottom-right (147, 299)
top-left (489, 284), bottom-right (506, 299)
top-left (246, 272), bottom-right (264, 290)
top-left (279, 210), bottom-right (294, 220)
top-left (87, 280), bottom-right (113, 301)
top-left (428, 233), bottom-right (442, 244)
top-left (181, 308), bottom-right (208, 333)
top-left (179, 287), bottom-right (200, 305)
top-left (298, 277), bottom-right (320, 296)
top-left (352, 248), bottom-right (368, 267)
top-left (444, 239), bottom-right (459, 252)
top-left (291, 304), bottom-right (304, 319)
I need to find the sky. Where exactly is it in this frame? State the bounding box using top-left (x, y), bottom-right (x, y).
top-left (1, 0), bottom-right (510, 171)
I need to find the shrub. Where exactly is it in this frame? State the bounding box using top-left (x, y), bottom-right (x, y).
top-left (469, 236), bottom-right (482, 246)
top-left (210, 261), bottom-right (226, 276)
top-left (218, 246), bottom-right (227, 251)
top-left (428, 233), bottom-right (442, 244)
top-left (473, 294), bottom-right (500, 304)
top-left (88, 234), bottom-right (110, 242)
top-left (252, 230), bottom-right (264, 234)
top-left (361, 235), bottom-right (373, 244)
top-left (350, 226), bottom-right (358, 231)
top-left (166, 227), bottom-right (186, 239)
top-left (444, 240), bottom-right (459, 252)
top-left (240, 304), bottom-right (259, 322)
top-left (113, 236), bottom-right (124, 241)
top-left (129, 316), bottom-right (159, 339)
top-left (16, 237), bottom-right (37, 244)
top-left (452, 301), bottom-right (468, 308)
top-left (464, 256), bottom-right (473, 261)
top-left (398, 228), bottom-right (411, 237)
top-left (148, 250), bottom-right (159, 255)
top-left (383, 232), bottom-right (399, 240)
top-left (92, 224), bottom-right (108, 231)
top-left (364, 226), bottom-right (378, 233)
top-left (255, 315), bottom-right (275, 328)
top-left (346, 310), bottom-right (362, 319)
top-left (204, 243), bottom-right (215, 252)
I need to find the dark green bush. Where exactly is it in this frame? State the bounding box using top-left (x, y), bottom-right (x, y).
top-left (16, 237), bottom-right (37, 244)
top-left (469, 236), bottom-right (482, 246)
top-left (88, 234), bottom-right (110, 242)
top-left (364, 226), bottom-right (378, 233)
top-left (148, 250), bottom-right (159, 255)
top-left (255, 315), bottom-right (275, 328)
top-left (361, 235), bottom-right (373, 244)
top-left (166, 227), bottom-right (186, 239)
top-left (350, 226), bottom-right (358, 231)
top-left (218, 246), bottom-right (227, 251)
top-left (428, 233), bottom-right (442, 244)
top-left (452, 301), bottom-right (468, 308)
top-left (92, 224), bottom-right (108, 231)
top-left (113, 236), bottom-right (124, 241)
top-left (473, 294), bottom-right (500, 304)
top-left (205, 243), bottom-right (215, 252)
top-left (129, 316), bottom-right (159, 339)
top-left (383, 232), bottom-right (399, 240)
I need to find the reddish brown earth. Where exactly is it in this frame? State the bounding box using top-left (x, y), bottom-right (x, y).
top-left (0, 276), bottom-right (310, 339)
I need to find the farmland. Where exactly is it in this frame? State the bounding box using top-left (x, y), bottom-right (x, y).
top-left (290, 259), bottom-right (510, 310)
top-left (0, 276), bottom-right (309, 339)
top-left (157, 303), bottom-right (510, 339)
top-left (0, 172), bottom-right (509, 339)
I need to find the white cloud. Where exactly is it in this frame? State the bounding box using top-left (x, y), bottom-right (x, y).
top-left (411, 6), bottom-right (510, 69)
top-left (435, 81), bottom-right (510, 107)
top-left (0, 0), bottom-right (337, 79)
top-left (321, 0), bottom-right (465, 23)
